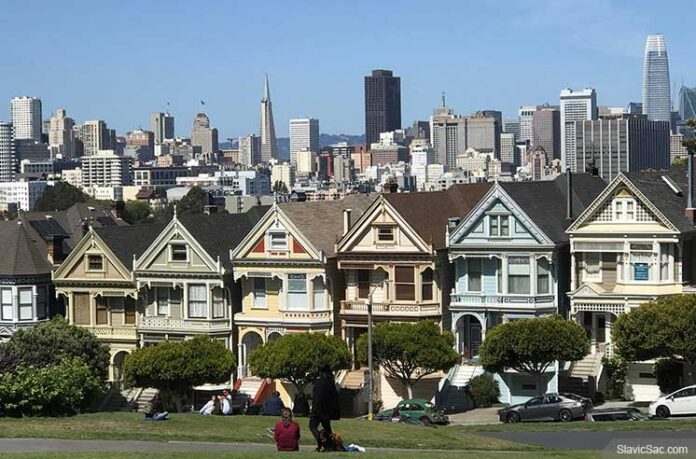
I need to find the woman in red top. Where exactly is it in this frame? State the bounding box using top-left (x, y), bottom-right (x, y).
top-left (274, 408), bottom-right (300, 451)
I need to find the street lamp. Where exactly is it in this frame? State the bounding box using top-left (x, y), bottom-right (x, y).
top-left (366, 278), bottom-right (389, 420)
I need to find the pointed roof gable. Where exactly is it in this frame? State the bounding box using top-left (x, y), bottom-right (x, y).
top-left (95, 223), bottom-right (166, 267)
top-left (383, 182), bottom-right (493, 249)
top-left (0, 221), bottom-right (52, 276)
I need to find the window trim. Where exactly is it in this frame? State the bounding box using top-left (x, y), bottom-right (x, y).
top-left (466, 259), bottom-right (483, 293)
top-left (536, 257), bottom-right (551, 294)
top-left (18, 287), bottom-right (33, 321)
top-left (187, 284), bottom-right (207, 319)
top-left (421, 268), bottom-right (434, 301)
top-left (1, 287), bottom-right (13, 321)
top-left (375, 225), bottom-right (397, 244)
top-left (169, 243), bottom-right (189, 262)
top-left (268, 232), bottom-right (288, 251)
top-left (86, 254), bottom-right (105, 272)
top-left (488, 215), bottom-right (510, 238)
top-left (394, 266), bottom-right (416, 301)
top-left (507, 256), bottom-right (531, 295)
top-left (252, 278), bottom-right (268, 309)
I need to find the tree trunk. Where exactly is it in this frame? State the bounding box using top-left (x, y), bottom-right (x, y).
top-left (406, 382), bottom-right (414, 399)
top-left (172, 393), bottom-right (184, 413)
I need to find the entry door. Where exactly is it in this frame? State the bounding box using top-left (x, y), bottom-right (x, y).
top-left (469, 323), bottom-right (482, 357)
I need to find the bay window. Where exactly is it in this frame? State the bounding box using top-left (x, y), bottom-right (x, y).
top-left (1, 288), bottom-right (12, 320)
top-left (188, 284), bottom-right (207, 318)
top-left (287, 274), bottom-right (307, 310)
top-left (659, 243), bottom-right (671, 281)
top-left (467, 259), bottom-right (483, 292)
top-left (96, 297), bottom-right (108, 325)
top-left (18, 288), bottom-right (33, 320)
top-left (395, 266), bottom-right (415, 301)
top-left (357, 270), bottom-right (370, 299)
top-left (537, 258), bottom-right (550, 294)
top-left (584, 253), bottom-right (601, 281)
top-left (421, 269), bottom-right (434, 301)
top-left (508, 256), bottom-right (530, 294)
top-left (156, 288), bottom-right (170, 316)
top-left (313, 277), bottom-right (326, 310)
top-left (253, 278), bottom-right (267, 308)
top-left (213, 288), bottom-right (225, 318)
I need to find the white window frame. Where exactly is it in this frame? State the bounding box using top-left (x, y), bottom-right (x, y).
top-left (488, 215), bottom-right (510, 238)
top-left (312, 277), bottom-right (326, 310)
top-left (252, 278), bottom-right (267, 309)
top-left (467, 259), bottom-right (483, 293)
top-left (86, 254), bottom-right (104, 272)
top-left (536, 257), bottom-right (551, 294)
top-left (507, 256), bottom-right (531, 294)
top-left (613, 197), bottom-right (637, 222)
top-left (268, 232), bottom-right (288, 251)
top-left (212, 287), bottom-right (225, 318)
top-left (287, 274), bottom-right (308, 310)
top-left (376, 225), bottom-right (396, 244)
top-left (187, 284), bottom-right (207, 319)
top-left (18, 287), bottom-right (33, 321)
top-left (1, 288), bottom-right (13, 321)
top-left (169, 243), bottom-right (189, 262)
top-left (583, 253), bottom-right (602, 282)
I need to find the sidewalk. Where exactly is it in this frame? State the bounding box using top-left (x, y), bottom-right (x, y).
top-left (447, 407), bottom-right (501, 425)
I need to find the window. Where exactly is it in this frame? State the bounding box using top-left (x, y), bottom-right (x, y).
top-left (87, 255), bottom-right (103, 271)
top-left (357, 270), bottom-right (370, 299)
top-left (73, 292), bottom-right (90, 325)
top-left (269, 232), bottom-right (288, 251)
top-left (170, 244), bottom-right (188, 262)
top-left (1, 288), bottom-right (12, 320)
top-left (584, 253), bottom-right (601, 280)
top-left (36, 286), bottom-right (47, 319)
top-left (124, 297), bottom-right (136, 325)
top-left (467, 259), bottom-right (482, 292)
top-left (19, 288), bottom-right (33, 320)
top-left (96, 297), bottom-right (108, 325)
top-left (489, 215), bottom-right (510, 237)
top-left (287, 274), bottom-right (307, 310)
top-left (313, 277), bottom-right (326, 310)
top-left (213, 288), bottom-right (225, 318)
top-left (629, 244), bottom-right (653, 281)
top-left (496, 258), bottom-right (503, 293)
top-left (395, 266), bottom-right (415, 301)
top-left (421, 269), bottom-right (433, 301)
top-left (377, 226), bottom-right (395, 243)
top-left (156, 288), bottom-right (170, 316)
top-left (660, 243), bottom-right (671, 281)
top-left (253, 278), bottom-right (267, 308)
top-left (613, 197), bottom-right (637, 221)
top-left (188, 284), bottom-right (207, 318)
top-left (508, 256), bottom-right (530, 294)
top-left (537, 258), bottom-right (550, 294)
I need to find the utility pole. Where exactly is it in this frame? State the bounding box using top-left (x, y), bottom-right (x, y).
top-left (366, 278), bottom-right (389, 420)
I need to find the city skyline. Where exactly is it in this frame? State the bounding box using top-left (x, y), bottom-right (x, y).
top-left (1, 1), bottom-right (695, 139)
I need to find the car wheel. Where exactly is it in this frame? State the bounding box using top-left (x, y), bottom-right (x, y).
top-left (419, 416), bottom-right (433, 426)
top-left (506, 412), bottom-right (520, 424)
top-left (559, 409), bottom-right (573, 422)
top-left (656, 406), bottom-right (671, 419)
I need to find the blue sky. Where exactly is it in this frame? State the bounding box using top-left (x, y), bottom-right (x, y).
top-left (1, 0), bottom-right (694, 139)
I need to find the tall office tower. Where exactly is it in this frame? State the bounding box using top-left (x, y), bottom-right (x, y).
top-left (48, 109), bottom-right (75, 158)
top-left (0, 122), bottom-right (15, 182)
top-left (289, 118), bottom-right (319, 165)
top-left (679, 86), bottom-right (696, 121)
top-left (430, 107), bottom-right (500, 168)
top-left (468, 112), bottom-right (501, 157)
top-left (560, 88), bottom-right (597, 172)
top-left (500, 133), bottom-right (518, 165)
top-left (79, 120), bottom-right (110, 156)
top-left (10, 96), bottom-right (42, 141)
top-left (532, 107), bottom-right (561, 160)
top-left (191, 113), bottom-right (218, 155)
top-left (238, 135), bottom-right (261, 165)
top-left (575, 115), bottom-right (669, 181)
top-left (259, 74), bottom-right (278, 162)
top-left (410, 139), bottom-right (434, 190)
top-left (503, 118), bottom-right (520, 138)
top-left (518, 106), bottom-right (536, 144)
top-left (527, 146), bottom-right (548, 181)
top-left (125, 129), bottom-right (155, 161)
top-left (642, 34), bottom-right (671, 123)
top-left (364, 69), bottom-right (401, 146)
top-left (150, 112), bottom-right (175, 144)
top-left (627, 102), bottom-right (643, 115)
top-left (410, 120), bottom-right (430, 140)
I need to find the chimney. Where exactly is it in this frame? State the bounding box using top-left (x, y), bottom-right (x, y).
top-left (566, 168), bottom-right (573, 220)
top-left (447, 217), bottom-right (461, 232)
top-left (686, 152), bottom-right (696, 223)
top-left (46, 235), bottom-right (64, 265)
top-left (343, 208), bottom-right (352, 235)
top-left (204, 205), bottom-right (218, 215)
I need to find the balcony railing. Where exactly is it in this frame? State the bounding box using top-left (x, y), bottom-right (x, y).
top-left (138, 316), bottom-right (231, 332)
top-left (87, 326), bottom-right (138, 338)
top-left (450, 293), bottom-right (555, 308)
top-left (281, 310), bottom-right (333, 321)
top-left (340, 301), bottom-right (440, 316)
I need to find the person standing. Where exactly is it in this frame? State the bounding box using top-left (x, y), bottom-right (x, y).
top-left (274, 408), bottom-right (300, 452)
top-left (309, 364), bottom-right (340, 451)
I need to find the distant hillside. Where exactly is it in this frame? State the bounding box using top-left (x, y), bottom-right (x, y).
top-left (219, 133), bottom-right (365, 161)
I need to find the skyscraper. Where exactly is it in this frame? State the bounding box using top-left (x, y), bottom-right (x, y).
top-left (518, 106), bottom-right (535, 144)
top-left (289, 118), bottom-right (319, 165)
top-left (679, 86), bottom-right (696, 121)
top-left (0, 122), bottom-right (15, 182)
top-left (260, 74), bottom-right (278, 162)
top-left (78, 120), bottom-right (111, 156)
top-left (10, 96), bottom-right (42, 141)
top-left (48, 109), bottom-right (75, 158)
top-left (532, 106), bottom-right (561, 160)
top-left (191, 113), bottom-right (218, 155)
top-left (238, 135), bottom-right (261, 165)
top-left (150, 112), bottom-right (175, 144)
top-left (642, 34), bottom-right (671, 123)
top-left (364, 69), bottom-right (401, 146)
top-left (560, 88), bottom-right (597, 172)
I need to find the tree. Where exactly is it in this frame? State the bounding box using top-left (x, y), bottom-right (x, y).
top-left (7, 317), bottom-right (110, 380)
top-left (672, 156), bottom-right (688, 167)
top-left (34, 181), bottom-right (87, 211)
top-left (272, 180), bottom-right (289, 194)
top-left (124, 335), bottom-right (235, 411)
top-left (479, 315), bottom-right (590, 394)
top-left (176, 187), bottom-right (209, 215)
top-left (123, 200), bottom-right (152, 224)
top-left (613, 295), bottom-right (696, 385)
top-left (357, 321), bottom-right (459, 399)
top-left (249, 333), bottom-right (351, 401)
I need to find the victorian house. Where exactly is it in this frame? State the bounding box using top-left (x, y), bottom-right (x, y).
top-left (445, 175), bottom-right (605, 405)
top-left (567, 168), bottom-right (696, 401)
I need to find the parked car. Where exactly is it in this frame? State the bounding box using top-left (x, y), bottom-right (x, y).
top-left (560, 392), bottom-right (593, 410)
top-left (375, 399), bottom-right (449, 425)
top-left (498, 393), bottom-right (586, 423)
top-left (649, 385), bottom-right (696, 418)
top-left (586, 408), bottom-right (653, 422)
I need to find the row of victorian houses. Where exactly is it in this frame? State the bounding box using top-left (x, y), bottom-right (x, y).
top-left (2, 166), bottom-right (696, 410)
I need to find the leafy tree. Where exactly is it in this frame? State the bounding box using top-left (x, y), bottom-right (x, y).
top-left (357, 321), bottom-right (459, 399)
top-left (682, 119), bottom-right (696, 154)
top-left (468, 373), bottom-right (500, 408)
top-left (672, 156), bottom-right (688, 167)
top-left (124, 335), bottom-right (235, 411)
top-left (613, 295), bottom-right (696, 385)
top-left (0, 357), bottom-right (102, 417)
top-left (34, 181), bottom-right (87, 211)
top-left (0, 343), bottom-right (18, 375)
top-left (479, 315), bottom-right (590, 394)
top-left (123, 200), bottom-right (152, 224)
top-left (176, 187), bottom-right (209, 215)
top-left (272, 180), bottom-right (289, 194)
top-left (249, 333), bottom-right (351, 401)
top-left (7, 317), bottom-right (110, 380)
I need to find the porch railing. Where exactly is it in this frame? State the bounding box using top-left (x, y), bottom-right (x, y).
top-left (340, 301), bottom-right (440, 316)
top-left (138, 316), bottom-right (230, 331)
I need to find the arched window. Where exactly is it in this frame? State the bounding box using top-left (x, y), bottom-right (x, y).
top-left (421, 268), bottom-right (433, 301)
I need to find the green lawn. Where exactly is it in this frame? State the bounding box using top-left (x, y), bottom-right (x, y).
top-left (0, 452), bottom-right (603, 459)
top-left (0, 412), bottom-right (531, 452)
top-left (455, 418), bottom-right (696, 433)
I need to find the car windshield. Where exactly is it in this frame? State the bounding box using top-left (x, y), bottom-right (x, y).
top-left (424, 402), bottom-right (436, 410)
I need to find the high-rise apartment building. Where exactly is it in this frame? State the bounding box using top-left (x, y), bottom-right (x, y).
top-left (0, 122), bottom-right (15, 182)
top-left (364, 69), bottom-right (401, 146)
top-left (527, 146), bottom-right (548, 181)
top-left (295, 148), bottom-right (316, 175)
top-left (642, 34), bottom-right (671, 123)
top-left (575, 115), bottom-right (670, 181)
top-left (679, 86), bottom-right (696, 122)
top-left (81, 150), bottom-right (133, 188)
top-left (78, 120), bottom-right (111, 156)
top-left (500, 133), bottom-right (518, 165)
top-left (503, 118), bottom-right (520, 138)
top-left (238, 135), bottom-right (261, 165)
top-left (430, 107), bottom-right (500, 168)
top-left (48, 109), bottom-right (75, 158)
top-left (10, 97), bottom-right (42, 141)
top-left (289, 118), bottom-right (319, 165)
top-left (560, 88), bottom-right (597, 172)
top-left (260, 74), bottom-right (278, 162)
top-left (125, 130), bottom-right (155, 161)
top-left (670, 133), bottom-right (688, 164)
top-left (409, 139), bottom-right (434, 190)
top-left (532, 106), bottom-right (561, 160)
top-left (518, 106), bottom-right (535, 144)
top-left (333, 154), bottom-right (354, 184)
top-left (150, 112), bottom-right (174, 144)
top-left (270, 162), bottom-right (294, 191)
top-left (191, 113), bottom-right (218, 155)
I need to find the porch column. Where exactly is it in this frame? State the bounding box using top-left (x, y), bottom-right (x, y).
top-left (590, 313), bottom-right (598, 355)
top-left (570, 253), bottom-right (577, 290)
top-left (501, 255), bottom-right (509, 294)
top-left (605, 312), bottom-right (613, 353)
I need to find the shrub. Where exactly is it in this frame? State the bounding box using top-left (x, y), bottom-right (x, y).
top-left (655, 358), bottom-right (683, 395)
top-left (0, 357), bottom-right (102, 417)
top-left (602, 355), bottom-right (627, 400)
top-left (468, 373), bottom-right (500, 408)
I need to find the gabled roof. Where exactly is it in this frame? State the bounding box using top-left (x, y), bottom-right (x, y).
top-left (0, 221), bottom-right (52, 277)
top-left (383, 182), bottom-right (493, 250)
top-left (279, 195), bottom-right (376, 257)
top-left (499, 174), bottom-right (606, 243)
top-left (95, 223), bottom-right (166, 267)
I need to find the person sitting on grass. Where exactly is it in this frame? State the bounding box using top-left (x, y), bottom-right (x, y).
top-left (144, 394), bottom-right (168, 421)
top-left (263, 391), bottom-right (285, 416)
top-left (220, 394), bottom-right (232, 415)
top-left (199, 395), bottom-right (216, 415)
top-left (274, 407), bottom-right (300, 452)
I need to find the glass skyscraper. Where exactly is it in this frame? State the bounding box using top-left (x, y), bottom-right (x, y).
top-left (642, 34), bottom-right (671, 123)
top-left (679, 86), bottom-right (696, 121)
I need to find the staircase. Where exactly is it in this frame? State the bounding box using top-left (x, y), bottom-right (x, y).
top-left (562, 353), bottom-right (603, 398)
top-left (134, 388), bottom-right (159, 412)
top-left (436, 364), bottom-right (482, 414)
top-left (233, 377), bottom-right (263, 410)
top-left (449, 364), bottom-right (484, 387)
top-left (341, 369), bottom-right (366, 390)
top-left (100, 387), bottom-right (132, 412)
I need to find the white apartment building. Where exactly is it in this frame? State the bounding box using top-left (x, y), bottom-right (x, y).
top-left (0, 180), bottom-right (47, 211)
top-left (500, 132), bottom-right (517, 165)
top-left (0, 122), bottom-right (15, 182)
top-left (61, 168), bottom-right (83, 188)
top-left (289, 118), bottom-right (319, 165)
top-left (518, 105), bottom-right (536, 144)
top-left (81, 150), bottom-right (132, 188)
top-left (410, 139), bottom-right (434, 191)
top-left (10, 97), bottom-right (42, 141)
top-left (560, 88), bottom-right (597, 172)
top-left (295, 148), bottom-right (316, 175)
top-left (270, 162), bottom-right (295, 191)
top-left (79, 120), bottom-right (110, 156)
top-left (49, 109), bottom-right (75, 159)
